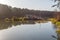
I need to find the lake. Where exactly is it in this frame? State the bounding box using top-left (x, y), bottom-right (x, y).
top-left (0, 21), bottom-right (58, 40)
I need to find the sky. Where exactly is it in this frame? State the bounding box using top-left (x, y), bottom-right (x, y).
top-left (0, 0), bottom-right (55, 11)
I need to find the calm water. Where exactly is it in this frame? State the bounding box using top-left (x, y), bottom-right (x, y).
top-left (0, 21), bottom-right (57, 40)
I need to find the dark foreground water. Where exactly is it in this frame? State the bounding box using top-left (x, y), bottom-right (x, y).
top-left (0, 21), bottom-right (57, 40)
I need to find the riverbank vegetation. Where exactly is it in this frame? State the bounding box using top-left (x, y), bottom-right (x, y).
top-left (0, 4), bottom-right (60, 25)
top-left (0, 4), bottom-right (57, 20)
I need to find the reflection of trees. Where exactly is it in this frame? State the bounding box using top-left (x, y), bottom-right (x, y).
top-left (52, 24), bottom-right (60, 40)
top-left (57, 34), bottom-right (60, 40)
top-left (0, 21), bottom-right (12, 30)
top-left (55, 27), bottom-right (60, 40)
top-left (0, 21), bottom-right (35, 30)
top-left (56, 28), bottom-right (60, 40)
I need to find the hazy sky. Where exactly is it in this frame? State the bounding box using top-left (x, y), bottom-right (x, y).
top-left (0, 0), bottom-right (55, 11)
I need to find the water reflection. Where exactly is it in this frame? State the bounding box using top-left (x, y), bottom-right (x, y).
top-left (0, 21), bottom-right (36, 30)
top-left (0, 21), bottom-right (58, 40)
top-left (52, 25), bottom-right (60, 40)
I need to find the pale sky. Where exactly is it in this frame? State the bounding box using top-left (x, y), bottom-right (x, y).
top-left (0, 0), bottom-right (55, 11)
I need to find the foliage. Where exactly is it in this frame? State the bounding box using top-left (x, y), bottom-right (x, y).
top-left (56, 21), bottom-right (60, 26)
top-left (0, 4), bottom-right (56, 20)
top-left (48, 18), bottom-right (57, 24)
top-left (52, 0), bottom-right (60, 10)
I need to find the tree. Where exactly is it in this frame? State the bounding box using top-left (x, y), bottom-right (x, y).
top-left (52, 0), bottom-right (60, 11)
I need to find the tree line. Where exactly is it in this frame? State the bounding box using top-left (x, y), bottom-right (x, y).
top-left (0, 4), bottom-right (57, 20)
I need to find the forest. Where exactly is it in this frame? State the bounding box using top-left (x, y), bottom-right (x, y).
top-left (0, 4), bottom-right (59, 20)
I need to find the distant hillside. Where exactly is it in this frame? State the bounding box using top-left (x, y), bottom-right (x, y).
top-left (0, 4), bottom-right (58, 20)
